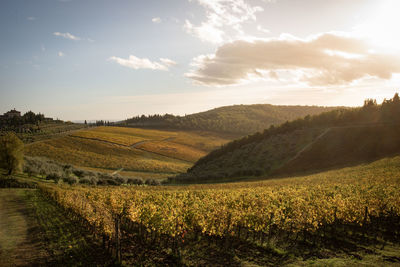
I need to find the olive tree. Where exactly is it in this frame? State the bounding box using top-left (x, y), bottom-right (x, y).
top-left (0, 132), bottom-right (24, 175)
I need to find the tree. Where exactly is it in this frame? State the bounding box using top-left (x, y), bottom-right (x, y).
top-left (0, 132), bottom-right (24, 175)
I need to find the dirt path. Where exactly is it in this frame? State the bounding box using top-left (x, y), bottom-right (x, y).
top-left (0, 188), bottom-right (114, 266)
top-left (0, 189), bottom-right (49, 267)
top-left (130, 136), bottom-right (176, 148)
top-left (130, 140), bottom-right (149, 148)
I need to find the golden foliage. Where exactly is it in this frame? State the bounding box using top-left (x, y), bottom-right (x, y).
top-left (40, 156), bottom-right (400, 239)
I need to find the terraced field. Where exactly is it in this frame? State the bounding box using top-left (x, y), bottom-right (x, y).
top-left (25, 126), bottom-right (231, 180)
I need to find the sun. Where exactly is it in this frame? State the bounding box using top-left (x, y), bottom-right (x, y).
top-left (355, 0), bottom-right (400, 52)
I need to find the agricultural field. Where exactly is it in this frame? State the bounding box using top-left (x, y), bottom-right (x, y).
top-left (40, 156), bottom-right (400, 266)
top-left (25, 126), bottom-right (231, 180)
top-left (3, 121), bottom-right (88, 143)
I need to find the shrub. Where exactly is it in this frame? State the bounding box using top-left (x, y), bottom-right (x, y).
top-left (24, 165), bottom-right (39, 177)
top-left (46, 172), bottom-right (61, 182)
top-left (73, 169), bottom-right (86, 178)
top-left (145, 178), bottom-right (161, 186)
top-left (63, 176), bottom-right (78, 185)
top-left (127, 177), bottom-right (144, 185)
top-left (98, 172), bottom-right (114, 180)
top-left (79, 177), bottom-right (97, 185)
top-left (115, 176), bottom-right (127, 185)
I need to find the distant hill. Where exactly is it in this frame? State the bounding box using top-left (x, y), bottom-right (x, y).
top-left (121, 104), bottom-right (339, 136)
top-left (25, 126), bottom-right (231, 181)
top-left (171, 94), bottom-right (400, 183)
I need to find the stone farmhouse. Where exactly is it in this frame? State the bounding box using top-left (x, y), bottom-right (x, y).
top-left (0, 109), bottom-right (21, 120)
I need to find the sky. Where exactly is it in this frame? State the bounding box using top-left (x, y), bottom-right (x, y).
top-left (1, 0), bottom-right (400, 121)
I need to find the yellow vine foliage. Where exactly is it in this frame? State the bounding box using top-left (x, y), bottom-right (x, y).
top-left (40, 156), bottom-right (400, 239)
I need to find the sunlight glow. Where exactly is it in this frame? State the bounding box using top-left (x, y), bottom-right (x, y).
top-left (355, 0), bottom-right (400, 52)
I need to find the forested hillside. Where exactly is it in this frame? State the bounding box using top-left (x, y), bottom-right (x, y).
top-left (172, 94), bottom-right (400, 183)
top-left (122, 104), bottom-right (338, 135)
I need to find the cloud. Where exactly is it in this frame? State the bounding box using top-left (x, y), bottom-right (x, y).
top-left (185, 0), bottom-right (263, 44)
top-left (257, 25), bottom-right (270, 34)
top-left (109, 55), bottom-right (176, 71)
top-left (27, 16), bottom-right (37, 21)
top-left (185, 33), bottom-right (400, 86)
top-left (58, 51), bottom-right (65, 57)
top-left (184, 19), bottom-right (225, 44)
top-left (53, 32), bottom-right (80, 41)
top-left (152, 17), bottom-right (162, 24)
top-left (159, 58), bottom-right (177, 67)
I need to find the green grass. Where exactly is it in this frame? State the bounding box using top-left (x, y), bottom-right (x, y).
top-left (0, 189), bottom-right (32, 266)
top-left (28, 190), bottom-right (115, 266)
top-left (0, 186), bottom-right (115, 266)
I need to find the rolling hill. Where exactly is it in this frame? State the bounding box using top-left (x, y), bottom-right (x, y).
top-left (24, 126), bottom-right (231, 180)
top-left (122, 104), bottom-right (339, 135)
top-left (23, 104), bottom-right (340, 181)
top-left (172, 94), bottom-right (400, 183)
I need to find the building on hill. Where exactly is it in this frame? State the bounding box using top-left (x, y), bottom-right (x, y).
top-left (3, 109), bottom-right (21, 119)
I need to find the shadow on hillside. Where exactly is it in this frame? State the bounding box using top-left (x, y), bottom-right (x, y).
top-left (119, 217), bottom-right (400, 266)
top-left (23, 190), bottom-right (118, 267)
top-left (272, 125), bottom-right (400, 179)
top-left (271, 153), bottom-right (400, 180)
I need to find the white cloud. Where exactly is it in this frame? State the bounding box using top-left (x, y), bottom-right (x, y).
top-left (27, 17), bottom-right (37, 21)
top-left (186, 32), bottom-right (400, 86)
top-left (160, 58), bottom-right (177, 67)
top-left (185, 0), bottom-right (264, 44)
top-left (58, 51), bottom-right (65, 57)
top-left (184, 20), bottom-right (225, 44)
top-left (257, 25), bottom-right (270, 34)
top-left (109, 55), bottom-right (177, 71)
top-left (53, 32), bottom-right (81, 41)
top-left (152, 17), bottom-right (162, 24)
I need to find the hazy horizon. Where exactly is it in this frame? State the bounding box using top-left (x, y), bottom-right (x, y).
top-left (1, 0), bottom-right (400, 121)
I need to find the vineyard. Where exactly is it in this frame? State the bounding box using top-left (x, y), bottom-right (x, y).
top-left (69, 126), bottom-right (230, 152)
top-left (25, 127), bottom-right (231, 180)
top-left (39, 156), bottom-right (400, 265)
top-left (25, 136), bottom-right (190, 174)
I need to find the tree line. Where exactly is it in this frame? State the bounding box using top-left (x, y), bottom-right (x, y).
top-left (0, 111), bottom-right (46, 128)
top-left (190, 93), bottom-right (400, 172)
top-left (120, 105), bottom-right (337, 135)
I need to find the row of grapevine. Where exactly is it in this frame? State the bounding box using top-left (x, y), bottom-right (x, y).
top-left (38, 157), bottom-right (400, 262)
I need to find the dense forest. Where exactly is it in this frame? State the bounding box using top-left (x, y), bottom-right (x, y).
top-left (172, 94), bottom-right (400, 183)
top-left (121, 104), bottom-right (338, 135)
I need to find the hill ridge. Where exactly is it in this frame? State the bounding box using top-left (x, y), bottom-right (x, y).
top-left (121, 104), bottom-right (339, 135)
top-left (171, 94), bottom-right (400, 183)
